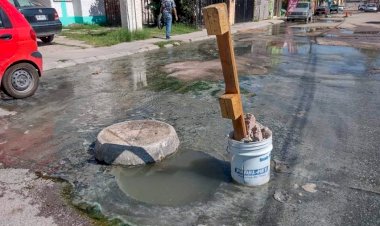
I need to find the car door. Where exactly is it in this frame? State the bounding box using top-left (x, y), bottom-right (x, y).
top-left (0, 5), bottom-right (17, 73)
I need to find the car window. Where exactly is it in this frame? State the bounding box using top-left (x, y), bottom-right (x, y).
top-left (0, 9), bottom-right (3, 29)
top-left (0, 7), bottom-right (12, 29)
top-left (7, 0), bottom-right (16, 6)
top-left (296, 3), bottom-right (309, 8)
top-left (15, 0), bottom-right (35, 7)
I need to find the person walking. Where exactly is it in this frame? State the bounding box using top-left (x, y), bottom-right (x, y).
top-left (160, 0), bottom-right (178, 40)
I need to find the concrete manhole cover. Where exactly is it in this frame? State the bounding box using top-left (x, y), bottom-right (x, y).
top-left (95, 120), bottom-right (179, 166)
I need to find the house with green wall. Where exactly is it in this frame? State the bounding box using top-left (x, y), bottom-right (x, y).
top-left (40, 0), bottom-right (107, 26)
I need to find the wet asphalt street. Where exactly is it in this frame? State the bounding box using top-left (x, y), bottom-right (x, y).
top-left (0, 23), bottom-right (379, 225)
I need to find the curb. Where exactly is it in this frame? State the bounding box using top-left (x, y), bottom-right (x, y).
top-left (44, 20), bottom-right (284, 71)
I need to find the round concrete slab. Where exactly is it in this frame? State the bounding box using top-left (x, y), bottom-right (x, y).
top-left (95, 120), bottom-right (180, 166)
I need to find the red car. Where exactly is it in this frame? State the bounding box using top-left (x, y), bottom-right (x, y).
top-left (315, 6), bottom-right (330, 15)
top-left (0, 0), bottom-right (42, 99)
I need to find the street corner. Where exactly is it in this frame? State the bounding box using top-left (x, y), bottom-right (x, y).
top-left (0, 168), bottom-right (93, 226)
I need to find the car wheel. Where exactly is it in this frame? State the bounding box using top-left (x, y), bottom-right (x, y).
top-left (40, 35), bottom-right (54, 43)
top-left (2, 63), bottom-right (39, 99)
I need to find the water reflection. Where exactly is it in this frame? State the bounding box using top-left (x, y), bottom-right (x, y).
top-left (111, 150), bottom-right (230, 206)
top-left (3, 21), bottom-right (380, 225)
top-left (131, 55), bottom-right (147, 91)
top-left (283, 25), bottom-right (298, 54)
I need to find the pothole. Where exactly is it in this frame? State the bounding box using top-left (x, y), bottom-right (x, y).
top-left (111, 150), bottom-right (230, 206)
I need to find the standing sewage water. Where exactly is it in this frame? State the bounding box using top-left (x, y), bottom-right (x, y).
top-left (2, 22), bottom-right (380, 225)
top-left (110, 150), bottom-right (230, 206)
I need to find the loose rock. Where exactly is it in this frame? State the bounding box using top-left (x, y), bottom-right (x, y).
top-left (274, 159), bottom-right (290, 173)
top-left (302, 183), bottom-right (317, 193)
top-left (243, 113), bottom-right (271, 142)
top-left (273, 190), bottom-right (290, 203)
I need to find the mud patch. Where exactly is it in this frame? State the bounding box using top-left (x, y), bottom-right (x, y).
top-left (163, 57), bottom-right (271, 81)
top-left (236, 56), bottom-right (271, 75)
top-left (163, 60), bottom-right (223, 81)
top-left (148, 72), bottom-right (214, 94)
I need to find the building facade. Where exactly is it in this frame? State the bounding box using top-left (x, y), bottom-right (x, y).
top-left (37, 0), bottom-right (278, 27)
top-left (49, 0), bottom-right (107, 26)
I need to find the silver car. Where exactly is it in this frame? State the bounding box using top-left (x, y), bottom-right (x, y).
top-left (287, 2), bottom-right (313, 23)
top-left (364, 3), bottom-right (378, 12)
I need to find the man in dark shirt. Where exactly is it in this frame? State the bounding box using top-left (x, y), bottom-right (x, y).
top-left (160, 0), bottom-right (178, 39)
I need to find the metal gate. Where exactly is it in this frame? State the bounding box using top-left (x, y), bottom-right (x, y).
top-left (104, 0), bottom-right (121, 26)
top-left (235, 0), bottom-right (254, 23)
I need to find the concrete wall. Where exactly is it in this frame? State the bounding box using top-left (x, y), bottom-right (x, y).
top-left (254, 0), bottom-right (271, 21)
top-left (120, 0), bottom-right (143, 30)
top-left (50, 0), bottom-right (106, 26)
top-left (269, 0), bottom-right (274, 18)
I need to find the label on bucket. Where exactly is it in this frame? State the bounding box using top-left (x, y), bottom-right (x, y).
top-left (234, 166), bottom-right (269, 178)
top-left (260, 155), bottom-right (269, 162)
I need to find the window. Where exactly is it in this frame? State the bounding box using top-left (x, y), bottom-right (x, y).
top-left (296, 3), bottom-right (309, 8)
top-left (7, 0), bottom-right (16, 6)
top-left (0, 8), bottom-right (4, 29)
top-left (17, 0), bottom-right (35, 7)
top-left (0, 8), bottom-right (12, 29)
top-left (8, 0), bottom-right (35, 7)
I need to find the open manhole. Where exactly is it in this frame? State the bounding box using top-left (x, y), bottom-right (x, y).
top-left (111, 150), bottom-right (230, 206)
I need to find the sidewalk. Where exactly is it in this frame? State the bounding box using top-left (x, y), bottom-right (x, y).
top-left (39, 20), bottom-right (284, 71)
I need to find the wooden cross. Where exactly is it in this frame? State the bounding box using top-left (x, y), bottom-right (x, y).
top-left (202, 3), bottom-right (247, 140)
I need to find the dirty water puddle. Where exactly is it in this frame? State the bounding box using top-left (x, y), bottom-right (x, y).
top-left (110, 150), bottom-right (229, 206)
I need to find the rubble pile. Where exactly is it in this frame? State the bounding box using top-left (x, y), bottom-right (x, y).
top-left (243, 113), bottom-right (271, 142)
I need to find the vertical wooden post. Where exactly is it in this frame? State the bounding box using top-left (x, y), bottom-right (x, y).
top-left (202, 3), bottom-right (247, 140)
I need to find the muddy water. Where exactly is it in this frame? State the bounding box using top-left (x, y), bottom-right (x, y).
top-left (111, 150), bottom-right (229, 206)
top-left (1, 23), bottom-right (380, 225)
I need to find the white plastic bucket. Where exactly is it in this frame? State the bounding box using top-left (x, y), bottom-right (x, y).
top-left (227, 132), bottom-right (272, 186)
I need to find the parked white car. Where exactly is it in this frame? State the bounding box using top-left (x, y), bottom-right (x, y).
top-left (287, 2), bottom-right (314, 23)
top-left (364, 3), bottom-right (378, 12)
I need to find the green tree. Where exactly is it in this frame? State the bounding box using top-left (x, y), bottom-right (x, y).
top-left (148, 0), bottom-right (197, 24)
